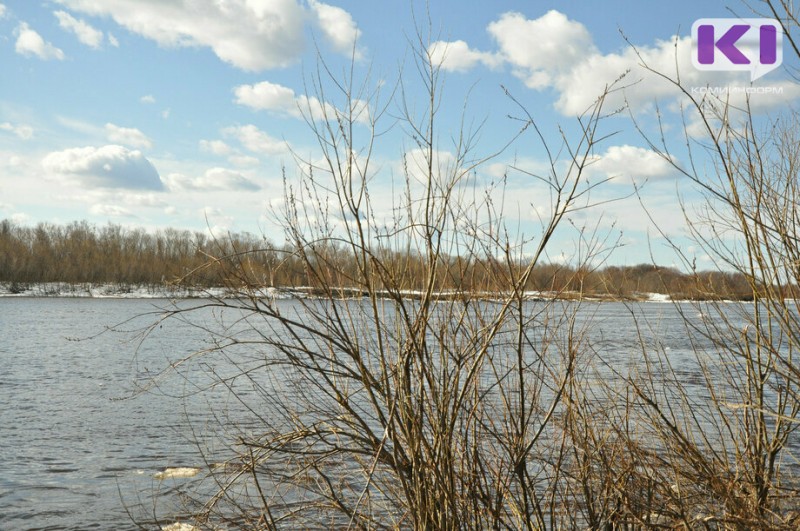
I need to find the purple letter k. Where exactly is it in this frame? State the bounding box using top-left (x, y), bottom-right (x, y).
top-left (697, 24), bottom-right (751, 64)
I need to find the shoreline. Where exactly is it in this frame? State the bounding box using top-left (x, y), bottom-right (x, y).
top-left (0, 281), bottom-right (757, 303)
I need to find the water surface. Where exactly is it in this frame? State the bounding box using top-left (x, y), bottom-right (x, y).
top-left (0, 297), bottom-right (756, 529)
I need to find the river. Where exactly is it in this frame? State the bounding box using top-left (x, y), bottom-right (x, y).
top-left (0, 296), bottom-right (763, 529)
top-left (0, 298), bottom-right (219, 530)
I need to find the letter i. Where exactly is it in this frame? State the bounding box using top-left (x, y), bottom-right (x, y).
top-left (760, 25), bottom-right (777, 64)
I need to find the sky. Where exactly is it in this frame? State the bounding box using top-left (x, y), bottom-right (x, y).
top-left (1, 0), bottom-right (798, 268)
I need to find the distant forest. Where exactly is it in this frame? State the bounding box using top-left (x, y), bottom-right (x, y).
top-left (0, 218), bottom-right (775, 300)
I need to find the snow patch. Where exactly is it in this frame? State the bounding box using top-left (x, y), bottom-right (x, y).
top-left (645, 292), bottom-right (671, 302)
top-left (0, 282), bottom-right (684, 303)
top-left (0, 282), bottom-right (306, 299)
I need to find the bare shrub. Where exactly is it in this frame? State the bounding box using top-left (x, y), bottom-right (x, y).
top-left (140, 27), bottom-right (626, 529)
top-left (565, 2), bottom-right (800, 527)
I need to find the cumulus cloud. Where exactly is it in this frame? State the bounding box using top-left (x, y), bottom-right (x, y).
top-left (105, 123), bottom-right (153, 149)
top-left (140, 94), bottom-right (156, 104)
top-left (234, 81), bottom-right (299, 115)
top-left (54, 10), bottom-right (104, 48)
top-left (55, 0), bottom-right (307, 71)
top-left (0, 1), bottom-right (365, 70)
top-left (442, 10), bottom-right (800, 116)
top-left (424, 10), bottom-right (609, 101)
top-left (233, 80), bottom-right (365, 122)
top-left (15, 22), bottom-right (65, 60)
top-left (164, 167), bottom-right (260, 192)
top-left (587, 145), bottom-right (677, 185)
top-left (429, 40), bottom-right (501, 72)
top-left (0, 122), bottom-right (34, 140)
top-left (552, 36), bottom-right (693, 115)
top-left (489, 11), bottom-right (596, 89)
top-left (309, 0), bottom-right (363, 59)
top-left (223, 125), bottom-right (288, 155)
top-left (42, 145), bottom-right (163, 190)
top-left (199, 139), bottom-right (232, 156)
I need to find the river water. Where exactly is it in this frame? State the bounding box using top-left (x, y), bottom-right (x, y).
top-left (0, 297), bottom-right (766, 529)
top-left (0, 298), bottom-right (221, 530)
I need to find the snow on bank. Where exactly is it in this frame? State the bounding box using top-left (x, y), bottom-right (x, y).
top-left (0, 282), bottom-right (296, 299)
top-left (0, 282), bottom-right (180, 298)
top-left (0, 282), bottom-right (683, 302)
top-left (645, 292), bottom-right (672, 303)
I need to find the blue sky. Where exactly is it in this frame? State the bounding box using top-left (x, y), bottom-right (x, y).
top-left (1, 0), bottom-right (798, 268)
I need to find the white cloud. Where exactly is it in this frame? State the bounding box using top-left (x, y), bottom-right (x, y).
top-left (140, 94), bottom-right (156, 104)
top-left (198, 137), bottom-right (263, 167)
top-left (197, 207), bottom-right (236, 237)
top-left (488, 10), bottom-right (596, 89)
top-left (587, 145), bottom-right (677, 185)
top-left (54, 10), bottom-right (103, 49)
top-left (234, 81), bottom-right (299, 116)
top-left (553, 35), bottom-right (800, 116)
top-left (445, 10), bottom-right (800, 117)
top-left (90, 204), bottom-right (134, 217)
top-left (552, 36), bottom-right (693, 115)
top-left (108, 32), bottom-right (119, 47)
top-left (0, 4), bottom-right (6, 19)
top-left (164, 167), bottom-right (260, 192)
top-left (0, 122), bottom-right (34, 140)
top-left (199, 139), bottom-right (232, 156)
top-left (309, 0), bottom-right (363, 59)
top-left (105, 123), bottom-right (153, 149)
top-left (223, 125), bottom-right (288, 155)
top-left (11, 212), bottom-right (32, 225)
top-left (55, 0), bottom-right (307, 71)
top-left (42, 145), bottom-right (163, 190)
top-left (15, 22), bottom-right (65, 61)
top-left (402, 147), bottom-right (460, 189)
top-left (234, 80), bottom-right (356, 122)
top-left (117, 192), bottom-right (167, 208)
top-left (429, 40), bottom-right (501, 72)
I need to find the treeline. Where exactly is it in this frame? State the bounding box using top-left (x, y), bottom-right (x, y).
top-left (0, 219), bottom-right (779, 300)
top-left (0, 219), bottom-right (290, 288)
